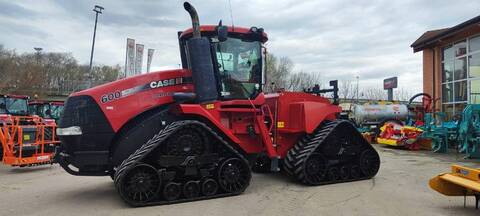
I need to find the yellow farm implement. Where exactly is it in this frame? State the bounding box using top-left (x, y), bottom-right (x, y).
top-left (429, 165), bottom-right (480, 209)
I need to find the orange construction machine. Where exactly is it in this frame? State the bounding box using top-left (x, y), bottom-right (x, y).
top-left (0, 94), bottom-right (60, 166)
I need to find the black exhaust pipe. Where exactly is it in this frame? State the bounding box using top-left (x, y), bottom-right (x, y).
top-left (182, 2), bottom-right (218, 103)
top-left (183, 2), bottom-right (201, 38)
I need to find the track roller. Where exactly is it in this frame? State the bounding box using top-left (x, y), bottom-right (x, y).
top-left (163, 182), bottom-right (182, 201)
top-left (183, 181), bottom-right (200, 198)
top-left (201, 178), bottom-right (218, 196)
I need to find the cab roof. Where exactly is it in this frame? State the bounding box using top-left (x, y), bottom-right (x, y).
top-left (179, 25), bottom-right (268, 43)
top-left (0, 94), bottom-right (29, 99)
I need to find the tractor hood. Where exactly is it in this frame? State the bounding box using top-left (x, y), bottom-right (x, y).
top-left (66, 69), bottom-right (194, 132)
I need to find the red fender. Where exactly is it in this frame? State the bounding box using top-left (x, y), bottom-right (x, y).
top-left (292, 101), bottom-right (341, 134)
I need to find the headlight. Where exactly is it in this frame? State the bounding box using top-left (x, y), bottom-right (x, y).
top-left (56, 126), bottom-right (82, 136)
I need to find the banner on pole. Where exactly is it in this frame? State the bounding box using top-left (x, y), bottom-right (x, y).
top-left (147, 49), bottom-right (154, 73)
top-left (135, 44), bottom-right (144, 75)
top-left (124, 38), bottom-right (136, 78)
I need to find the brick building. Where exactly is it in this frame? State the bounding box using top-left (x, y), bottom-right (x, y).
top-left (411, 15), bottom-right (480, 118)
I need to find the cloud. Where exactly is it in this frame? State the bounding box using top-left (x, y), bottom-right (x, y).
top-left (0, 1), bottom-right (36, 18)
top-left (1, 0), bottom-right (480, 93)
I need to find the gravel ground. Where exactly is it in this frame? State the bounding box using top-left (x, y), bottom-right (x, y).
top-left (1, 145), bottom-right (479, 216)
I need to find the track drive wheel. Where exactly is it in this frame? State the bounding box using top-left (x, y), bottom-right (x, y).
top-left (164, 125), bottom-right (208, 156)
top-left (218, 158), bottom-right (251, 193)
top-left (118, 163), bottom-right (161, 205)
top-left (359, 149), bottom-right (380, 177)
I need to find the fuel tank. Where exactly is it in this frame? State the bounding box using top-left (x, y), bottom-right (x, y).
top-left (352, 104), bottom-right (409, 124)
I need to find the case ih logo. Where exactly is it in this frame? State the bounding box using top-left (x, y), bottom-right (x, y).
top-left (383, 77), bottom-right (398, 90)
top-left (150, 78), bottom-right (183, 89)
top-left (101, 77), bottom-right (191, 103)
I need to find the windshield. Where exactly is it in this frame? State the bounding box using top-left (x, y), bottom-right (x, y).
top-left (215, 37), bottom-right (262, 99)
top-left (49, 104), bottom-right (64, 120)
top-left (28, 103), bottom-right (63, 120)
top-left (4, 98), bottom-right (28, 115)
top-left (28, 104), bottom-right (41, 116)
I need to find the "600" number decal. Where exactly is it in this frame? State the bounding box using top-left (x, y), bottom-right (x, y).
top-left (101, 91), bottom-right (121, 103)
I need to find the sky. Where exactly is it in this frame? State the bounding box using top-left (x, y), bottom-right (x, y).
top-left (1, 0), bottom-right (480, 93)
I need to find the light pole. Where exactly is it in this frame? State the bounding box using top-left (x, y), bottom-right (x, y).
top-left (88, 5), bottom-right (104, 87)
top-left (34, 47), bottom-right (42, 64)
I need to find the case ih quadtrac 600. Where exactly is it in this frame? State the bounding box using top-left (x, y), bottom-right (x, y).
top-left (56, 2), bottom-right (380, 206)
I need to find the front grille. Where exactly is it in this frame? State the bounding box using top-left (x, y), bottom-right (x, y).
top-left (59, 95), bottom-right (114, 153)
top-left (60, 95), bottom-right (112, 134)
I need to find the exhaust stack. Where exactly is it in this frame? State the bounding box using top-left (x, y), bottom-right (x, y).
top-left (183, 2), bottom-right (201, 38)
top-left (182, 2), bottom-right (218, 103)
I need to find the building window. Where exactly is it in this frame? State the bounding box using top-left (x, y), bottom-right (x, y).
top-left (471, 79), bottom-right (480, 103)
top-left (441, 36), bottom-right (480, 119)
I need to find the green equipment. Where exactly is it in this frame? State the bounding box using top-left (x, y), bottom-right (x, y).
top-left (457, 104), bottom-right (480, 159)
top-left (421, 112), bottom-right (458, 153)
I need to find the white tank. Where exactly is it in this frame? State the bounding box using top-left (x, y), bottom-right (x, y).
top-left (352, 104), bottom-right (409, 124)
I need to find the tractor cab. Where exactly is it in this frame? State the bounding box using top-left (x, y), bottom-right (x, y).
top-left (178, 19), bottom-right (267, 102)
top-left (0, 94), bottom-right (29, 116)
top-left (28, 100), bottom-right (65, 122)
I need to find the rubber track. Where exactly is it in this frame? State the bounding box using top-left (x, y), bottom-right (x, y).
top-left (283, 120), bottom-right (379, 185)
top-left (114, 120), bottom-right (250, 207)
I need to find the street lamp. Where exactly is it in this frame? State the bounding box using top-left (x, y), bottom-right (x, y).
top-left (34, 47), bottom-right (42, 64)
top-left (88, 5), bottom-right (104, 87)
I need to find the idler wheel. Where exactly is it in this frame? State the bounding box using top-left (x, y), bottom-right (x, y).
top-left (218, 158), bottom-right (251, 193)
top-left (359, 149), bottom-right (380, 177)
top-left (119, 163), bottom-right (161, 204)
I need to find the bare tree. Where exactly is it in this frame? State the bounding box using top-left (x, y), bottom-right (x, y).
top-left (264, 54), bottom-right (292, 92)
top-left (396, 87), bottom-right (418, 101)
top-left (286, 71), bottom-right (323, 91)
top-left (338, 80), bottom-right (358, 100)
top-left (0, 45), bottom-right (121, 97)
top-left (361, 87), bottom-right (386, 100)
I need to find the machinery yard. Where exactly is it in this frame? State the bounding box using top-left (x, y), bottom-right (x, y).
top-left (0, 145), bottom-right (478, 216)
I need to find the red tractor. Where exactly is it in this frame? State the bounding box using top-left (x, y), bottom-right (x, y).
top-left (56, 2), bottom-right (380, 206)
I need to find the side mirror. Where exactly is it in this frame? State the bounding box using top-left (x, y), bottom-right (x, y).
top-left (216, 20), bottom-right (228, 42)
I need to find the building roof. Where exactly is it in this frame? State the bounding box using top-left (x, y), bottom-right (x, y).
top-left (411, 15), bottom-right (480, 52)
